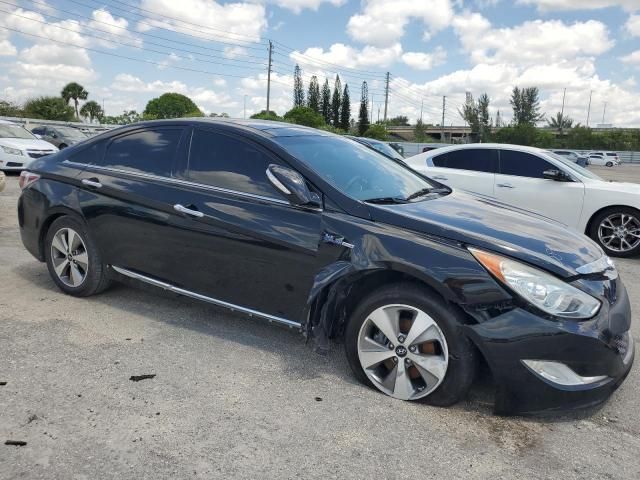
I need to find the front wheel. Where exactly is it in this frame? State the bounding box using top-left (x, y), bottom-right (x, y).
top-left (345, 283), bottom-right (476, 406)
top-left (606, 161), bottom-right (613, 167)
top-left (589, 207), bottom-right (640, 257)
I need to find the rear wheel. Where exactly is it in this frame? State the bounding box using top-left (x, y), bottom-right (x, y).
top-left (589, 207), bottom-right (640, 257)
top-left (44, 215), bottom-right (110, 296)
top-left (345, 283), bottom-right (476, 406)
top-left (606, 161), bottom-right (613, 167)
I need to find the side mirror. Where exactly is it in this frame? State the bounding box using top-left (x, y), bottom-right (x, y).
top-left (266, 164), bottom-right (321, 208)
top-left (543, 169), bottom-right (571, 182)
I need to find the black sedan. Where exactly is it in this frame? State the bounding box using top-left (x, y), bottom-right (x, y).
top-left (17, 119), bottom-right (633, 414)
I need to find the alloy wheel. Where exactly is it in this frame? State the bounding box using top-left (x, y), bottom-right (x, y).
top-left (598, 213), bottom-right (640, 253)
top-left (357, 304), bottom-right (449, 401)
top-left (50, 227), bottom-right (89, 287)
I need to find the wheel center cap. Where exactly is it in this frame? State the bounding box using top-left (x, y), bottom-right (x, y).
top-left (67, 253), bottom-right (73, 261)
top-left (395, 345), bottom-right (407, 357)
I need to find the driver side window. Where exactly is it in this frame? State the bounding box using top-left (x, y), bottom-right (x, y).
top-left (498, 150), bottom-right (554, 179)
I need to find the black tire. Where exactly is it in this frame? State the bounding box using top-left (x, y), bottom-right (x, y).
top-left (606, 161), bottom-right (613, 167)
top-left (588, 207), bottom-right (640, 258)
top-left (345, 283), bottom-right (476, 407)
top-left (58, 143), bottom-right (68, 150)
top-left (44, 215), bottom-right (111, 296)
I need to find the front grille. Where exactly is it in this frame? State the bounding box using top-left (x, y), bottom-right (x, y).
top-left (27, 150), bottom-right (55, 159)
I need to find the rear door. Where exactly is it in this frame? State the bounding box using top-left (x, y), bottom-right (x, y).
top-left (427, 148), bottom-right (498, 197)
top-left (77, 126), bottom-right (189, 280)
top-left (168, 127), bottom-right (326, 322)
top-left (493, 149), bottom-right (585, 228)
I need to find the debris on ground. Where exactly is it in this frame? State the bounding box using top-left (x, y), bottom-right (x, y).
top-left (0, 381), bottom-right (7, 386)
top-left (129, 374), bottom-right (156, 382)
top-left (5, 440), bottom-right (27, 446)
top-left (315, 397), bottom-right (323, 402)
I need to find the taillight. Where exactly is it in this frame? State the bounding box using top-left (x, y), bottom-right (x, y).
top-left (19, 171), bottom-right (40, 190)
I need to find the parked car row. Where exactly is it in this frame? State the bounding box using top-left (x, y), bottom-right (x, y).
top-left (551, 149), bottom-right (620, 167)
top-left (18, 119), bottom-right (634, 415)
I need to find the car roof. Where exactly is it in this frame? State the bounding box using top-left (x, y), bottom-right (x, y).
top-left (418, 142), bottom-right (549, 157)
top-left (123, 117), bottom-right (332, 139)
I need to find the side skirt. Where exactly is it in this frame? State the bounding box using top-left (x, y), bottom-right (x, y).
top-left (111, 265), bottom-right (302, 330)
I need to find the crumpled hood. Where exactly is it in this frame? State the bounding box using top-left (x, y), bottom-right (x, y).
top-left (368, 190), bottom-right (603, 278)
top-left (0, 138), bottom-right (58, 151)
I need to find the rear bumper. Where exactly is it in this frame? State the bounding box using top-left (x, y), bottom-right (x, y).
top-left (465, 282), bottom-right (634, 415)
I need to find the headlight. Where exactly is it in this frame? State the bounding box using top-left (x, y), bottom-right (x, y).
top-left (469, 248), bottom-right (601, 319)
top-left (1, 146), bottom-right (23, 156)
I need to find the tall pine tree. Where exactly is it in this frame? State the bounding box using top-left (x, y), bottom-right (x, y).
top-left (307, 76), bottom-right (320, 113)
top-left (320, 79), bottom-right (331, 124)
top-left (331, 75), bottom-right (342, 127)
top-left (358, 81), bottom-right (369, 135)
top-left (293, 64), bottom-right (305, 108)
top-left (340, 84), bottom-right (351, 131)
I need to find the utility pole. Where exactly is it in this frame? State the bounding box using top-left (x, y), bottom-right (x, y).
top-left (441, 96), bottom-right (446, 142)
top-left (602, 102), bottom-right (607, 125)
top-left (586, 90), bottom-right (592, 126)
top-left (266, 40), bottom-right (273, 114)
top-left (370, 94), bottom-right (374, 123)
top-left (560, 87), bottom-right (566, 135)
top-left (420, 99), bottom-right (424, 123)
top-left (383, 71), bottom-right (390, 122)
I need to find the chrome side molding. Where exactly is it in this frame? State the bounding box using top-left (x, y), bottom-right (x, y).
top-left (111, 265), bottom-right (302, 330)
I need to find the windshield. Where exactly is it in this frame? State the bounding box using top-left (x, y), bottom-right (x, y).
top-left (362, 139), bottom-right (405, 161)
top-left (55, 127), bottom-right (88, 140)
top-left (548, 152), bottom-right (603, 180)
top-left (276, 135), bottom-right (439, 202)
top-left (0, 124), bottom-right (36, 140)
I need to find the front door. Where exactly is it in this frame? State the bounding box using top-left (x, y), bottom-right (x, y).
top-left (493, 149), bottom-right (585, 229)
top-left (168, 127), bottom-right (327, 322)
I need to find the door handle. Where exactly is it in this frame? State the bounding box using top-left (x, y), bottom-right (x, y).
top-left (432, 175), bottom-right (448, 181)
top-left (81, 178), bottom-right (102, 189)
top-left (174, 204), bottom-right (204, 218)
top-left (497, 183), bottom-right (514, 189)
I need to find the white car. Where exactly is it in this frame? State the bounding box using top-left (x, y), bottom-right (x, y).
top-left (0, 120), bottom-right (58, 171)
top-left (406, 143), bottom-right (640, 257)
top-left (588, 152), bottom-right (619, 167)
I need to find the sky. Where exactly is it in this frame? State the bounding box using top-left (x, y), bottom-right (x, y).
top-left (0, 0), bottom-right (639, 127)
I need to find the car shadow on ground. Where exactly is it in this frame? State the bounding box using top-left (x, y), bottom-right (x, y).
top-left (12, 259), bottom-right (607, 423)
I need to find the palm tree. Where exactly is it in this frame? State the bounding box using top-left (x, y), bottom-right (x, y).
top-left (79, 100), bottom-right (104, 123)
top-left (61, 82), bottom-right (89, 119)
top-left (547, 112), bottom-right (574, 130)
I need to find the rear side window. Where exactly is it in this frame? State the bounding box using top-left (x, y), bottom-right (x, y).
top-left (499, 150), bottom-right (554, 179)
top-left (432, 149), bottom-right (497, 173)
top-left (187, 129), bottom-right (280, 199)
top-left (32, 127), bottom-right (44, 135)
top-left (101, 128), bottom-right (183, 176)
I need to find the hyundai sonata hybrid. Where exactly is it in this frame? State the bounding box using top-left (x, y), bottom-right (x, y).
top-left (18, 119), bottom-right (633, 414)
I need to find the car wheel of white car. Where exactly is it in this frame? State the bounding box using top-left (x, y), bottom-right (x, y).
top-left (606, 161), bottom-right (613, 167)
top-left (589, 207), bottom-right (640, 257)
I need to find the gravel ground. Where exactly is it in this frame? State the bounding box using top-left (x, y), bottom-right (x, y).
top-left (1, 167), bottom-right (639, 480)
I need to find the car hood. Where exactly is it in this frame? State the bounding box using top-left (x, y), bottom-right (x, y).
top-left (0, 138), bottom-right (58, 150)
top-left (368, 190), bottom-right (603, 278)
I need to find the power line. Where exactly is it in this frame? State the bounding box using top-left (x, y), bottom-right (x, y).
top-left (19, 0), bottom-right (269, 56)
top-left (105, 0), bottom-right (264, 43)
top-left (0, 25), bottom-right (290, 85)
top-left (0, 8), bottom-right (267, 72)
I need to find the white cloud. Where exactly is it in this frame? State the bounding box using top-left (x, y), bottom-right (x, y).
top-left (347, 0), bottom-right (455, 47)
top-left (1, 8), bottom-right (87, 46)
top-left (453, 13), bottom-right (614, 66)
top-left (401, 47), bottom-right (447, 71)
top-left (626, 14), bottom-right (640, 36)
top-left (517, 0), bottom-right (640, 11)
top-left (88, 9), bottom-right (142, 49)
top-left (621, 50), bottom-right (640, 65)
top-left (20, 43), bottom-right (91, 67)
top-left (291, 43), bottom-right (403, 70)
top-left (137, 0), bottom-right (267, 44)
top-left (267, 0), bottom-right (345, 14)
top-left (0, 40), bottom-right (17, 56)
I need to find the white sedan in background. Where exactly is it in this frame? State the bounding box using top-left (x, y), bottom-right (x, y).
top-left (0, 120), bottom-right (58, 171)
top-left (406, 143), bottom-right (640, 257)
